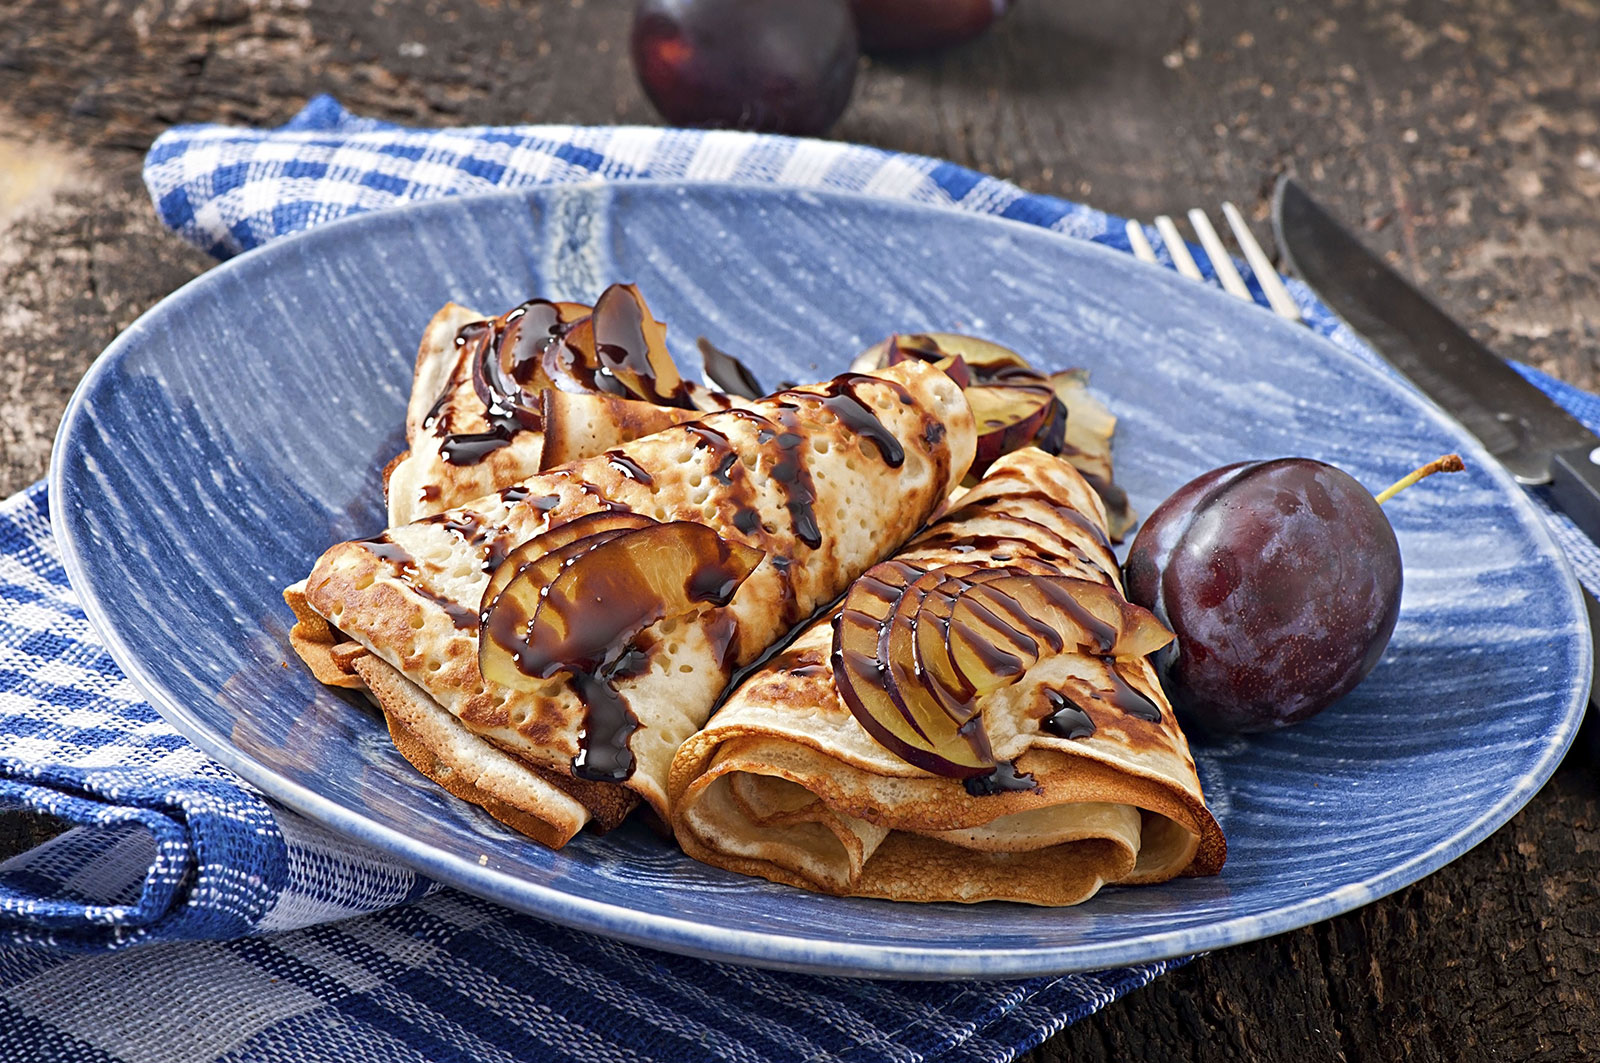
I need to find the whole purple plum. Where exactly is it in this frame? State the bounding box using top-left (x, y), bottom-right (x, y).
top-left (1124, 458), bottom-right (1402, 733)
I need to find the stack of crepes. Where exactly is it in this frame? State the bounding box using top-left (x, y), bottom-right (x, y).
top-left (670, 448), bottom-right (1225, 906)
top-left (288, 325), bottom-right (976, 848)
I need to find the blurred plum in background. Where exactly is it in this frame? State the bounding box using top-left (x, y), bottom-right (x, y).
top-left (850, 0), bottom-right (1012, 53)
top-left (631, 0), bottom-right (859, 136)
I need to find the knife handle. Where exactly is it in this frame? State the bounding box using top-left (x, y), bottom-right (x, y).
top-left (1550, 444), bottom-right (1600, 545)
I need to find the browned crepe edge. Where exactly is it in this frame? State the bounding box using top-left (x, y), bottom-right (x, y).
top-left (674, 729), bottom-right (1224, 882)
top-left (351, 655), bottom-right (644, 847)
top-left (482, 734), bottom-right (638, 832)
top-left (675, 767), bottom-right (1136, 906)
top-left (290, 578), bottom-right (637, 842)
top-left (284, 582), bottom-right (367, 690)
top-left (383, 708), bottom-right (579, 849)
top-left (842, 833), bottom-right (1132, 906)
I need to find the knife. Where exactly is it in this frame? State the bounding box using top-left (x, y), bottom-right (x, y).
top-left (1273, 177), bottom-right (1600, 524)
top-left (1272, 176), bottom-right (1600, 702)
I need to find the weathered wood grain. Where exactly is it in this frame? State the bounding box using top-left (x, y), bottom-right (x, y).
top-left (1, 1), bottom-right (1597, 1059)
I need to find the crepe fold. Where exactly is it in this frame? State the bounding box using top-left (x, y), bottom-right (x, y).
top-left (295, 359), bottom-right (975, 847)
top-left (384, 303), bottom-right (707, 526)
top-left (668, 448), bottom-right (1225, 905)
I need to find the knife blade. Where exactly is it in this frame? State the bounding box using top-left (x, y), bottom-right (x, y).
top-left (1271, 176), bottom-right (1600, 549)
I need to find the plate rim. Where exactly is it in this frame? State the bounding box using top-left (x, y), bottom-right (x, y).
top-left (49, 179), bottom-right (1591, 979)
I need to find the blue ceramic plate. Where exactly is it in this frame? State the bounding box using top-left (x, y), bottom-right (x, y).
top-left (51, 184), bottom-right (1588, 979)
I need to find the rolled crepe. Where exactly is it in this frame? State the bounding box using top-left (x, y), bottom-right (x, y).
top-left (295, 359), bottom-right (976, 847)
top-left (385, 303), bottom-right (705, 525)
top-left (669, 448), bottom-right (1225, 905)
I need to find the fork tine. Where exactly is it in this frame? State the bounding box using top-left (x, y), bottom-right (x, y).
top-left (1221, 201), bottom-right (1302, 321)
top-left (1153, 215), bottom-right (1204, 281)
top-left (1124, 219), bottom-right (1159, 264)
top-left (1187, 208), bottom-right (1253, 301)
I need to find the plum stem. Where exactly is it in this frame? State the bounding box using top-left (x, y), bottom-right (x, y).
top-left (1375, 454), bottom-right (1466, 504)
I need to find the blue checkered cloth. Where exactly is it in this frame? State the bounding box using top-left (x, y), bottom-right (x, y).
top-left (0, 95), bottom-right (1594, 1062)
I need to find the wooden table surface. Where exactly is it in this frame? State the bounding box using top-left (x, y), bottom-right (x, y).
top-left (3, 1), bottom-right (1598, 1058)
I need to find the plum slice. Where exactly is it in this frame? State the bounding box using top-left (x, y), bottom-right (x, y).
top-left (837, 561), bottom-right (1059, 778)
top-left (903, 566), bottom-right (1043, 711)
top-left (697, 337), bottom-right (766, 399)
top-left (945, 576), bottom-right (1173, 694)
top-left (470, 299), bottom-right (591, 411)
top-left (857, 332), bottom-right (1028, 376)
top-left (833, 561), bottom-right (996, 778)
top-left (591, 283), bottom-right (689, 406)
top-left (543, 316), bottom-right (627, 399)
top-left (480, 511), bottom-right (657, 620)
top-left (483, 522), bottom-right (764, 688)
top-left (853, 332), bottom-right (1066, 475)
top-left (837, 562), bottom-right (1176, 779)
top-left (539, 284), bottom-right (695, 408)
top-left (965, 383), bottom-right (1062, 474)
top-left (912, 568), bottom-right (1060, 707)
top-left (855, 334), bottom-right (974, 389)
top-left (885, 564), bottom-right (988, 729)
top-left (936, 496), bottom-right (1120, 584)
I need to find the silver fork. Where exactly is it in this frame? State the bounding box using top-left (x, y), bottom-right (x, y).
top-left (1124, 206), bottom-right (1303, 322)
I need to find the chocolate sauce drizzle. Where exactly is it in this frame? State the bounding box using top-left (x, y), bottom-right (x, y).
top-left (593, 287), bottom-right (663, 398)
top-left (431, 314), bottom-right (549, 467)
top-left (356, 534), bottom-right (480, 630)
top-left (499, 485), bottom-right (560, 510)
top-left (911, 531), bottom-right (1038, 564)
top-left (502, 302), bottom-right (565, 386)
top-left (1042, 688), bottom-right (1097, 739)
top-left (569, 656), bottom-right (646, 783)
top-left (782, 375), bottom-right (907, 469)
top-left (579, 482), bottom-right (633, 514)
top-left (482, 525), bottom-right (754, 783)
top-left (439, 422), bottom-right (524, 466)
top-left (606, 451), bottom-right (655, 485)
top-left (1041, 665), bottom-right (1161, 735)
top-left (705, 611), bottom-right (742, 672)
top-left (936, 497), bottom-right (1117, 582)
top-left (1097, 661), bottom-right (1163, 722)
top-left (684, 424), bottom-right (740, 487)
top-left (697, 337), bottom-right (765, 399)
top-left (951, 487), bottom-right (1115, 555)
top-left (764, 646), bottom-right (829, 679)
top-left (769, 555), bottom-right (799, 626)
top-left (546, 328), bottom-right (630, 398)
top-left (767, 405), bottom-right (823, 549)
top-left (679, 418), bottom-right (800, 623)
top-left (963, 761), bottom-right (1038, 796)
top-left (430, 510), bottom-right (514, 574)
